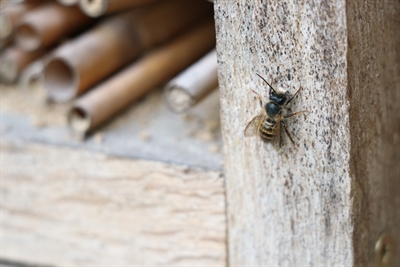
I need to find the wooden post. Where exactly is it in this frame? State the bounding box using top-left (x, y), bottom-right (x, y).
top-left (214, 0), bottom-right (400, 266)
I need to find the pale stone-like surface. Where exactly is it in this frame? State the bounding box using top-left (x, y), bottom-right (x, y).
top-left (0, 140), bottom-right (226, 266)
top-left (215, 0), bottom-right (352, 265)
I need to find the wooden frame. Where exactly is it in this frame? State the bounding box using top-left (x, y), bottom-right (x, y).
top-left (1, 0), bottom-right (400, 265)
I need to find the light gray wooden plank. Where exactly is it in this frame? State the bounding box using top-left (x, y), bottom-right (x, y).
top-left (0, 140), bottom-right (226, 266)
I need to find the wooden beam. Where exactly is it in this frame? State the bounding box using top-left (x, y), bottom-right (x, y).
top-left (0, 140), bottom-right (226, 265)
top-left (214, 0), bottom-right (399, 265)
top-left (346, 0), bottom-right (400, 265)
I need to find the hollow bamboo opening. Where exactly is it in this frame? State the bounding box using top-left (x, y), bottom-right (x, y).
top-left (165, 86), bottom-right (194, 113)
top-left (68, 106), bottom-right (92, 133)
top-left (57, 0), bottom-right (79, 6)
top-left (43, 58), bottom-right (77, 102)
top-left (16, 23), bottom-right (41, 51)
top-left (79, 0), bottom-right (108, 17)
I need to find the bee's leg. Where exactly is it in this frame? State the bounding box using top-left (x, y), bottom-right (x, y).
top-left (284, 110), bottom-right (309, 119)
top-left (282, 121), bottom-right (295, 144)
top-left (279, 121), bottom-right (283, 147)
top-left (251, 89), bottom-right (263, 108)
top-left (287, 86), bottom-right (303, 104)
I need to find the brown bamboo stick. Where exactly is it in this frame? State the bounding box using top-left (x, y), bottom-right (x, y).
top-left (43, 0), bottom-right (213, 102)
top-left (15, 2), bottom-right (93, 51)
top-left (164, 49), bottom-right (218, 113)
top-left (0, 0), bottom-right (42, 41)
top-left (0, 47), bottom-right (46, 83)
top-left (79, 0), bottom-right (157, 17)
top-left (56, 0), bottom-right (78, 6)
top-left (68, 19), bottom-right (216, 134)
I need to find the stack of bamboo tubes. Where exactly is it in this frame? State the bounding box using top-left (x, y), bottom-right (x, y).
top-left (0, 0), bottom-right (218, 136)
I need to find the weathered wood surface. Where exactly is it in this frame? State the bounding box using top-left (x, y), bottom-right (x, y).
top-left (0, 140), bottom-right (226, 266)
top-left (214, 0), bottom-right (399, 265)
top-left (346, 1), bottom-right (400, 265)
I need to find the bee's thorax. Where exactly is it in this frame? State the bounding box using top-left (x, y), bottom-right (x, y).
top-left (266, 102), bottom-right (281, 117)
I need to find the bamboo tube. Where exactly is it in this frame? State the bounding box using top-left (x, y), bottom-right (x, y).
top-left (164, 49), bottom-right (218, 113)
top-left (19, 58), bottom-right (44, 91)
top-left (0, 47), bottom-right (46, 83)
top-left (18, 57), bottom-right (51, 103)
top-left (0, 0), bottom-right (42, 41)
top-left (79, 0), bottom-right (157, 17)
top-left (15, 2), bottom-right (93, 51)
top-left (68, 19), bottom-right (216, 134)
top-left (57, 0), bottom-right (78, 6)
top-left (43, 0), bottom-right (213, 102)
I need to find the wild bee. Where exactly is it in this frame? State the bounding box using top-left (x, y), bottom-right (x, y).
top-left (244, 74), bottom-right (308, 146)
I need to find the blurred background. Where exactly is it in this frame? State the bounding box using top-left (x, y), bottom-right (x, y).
top-left (1, 0), bottom-right (226, 265)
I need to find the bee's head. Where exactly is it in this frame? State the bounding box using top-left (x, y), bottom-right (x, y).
top-left (256, 74), bottom-right (288, 105)
top-left (269, 90), bottom-right (287, 105)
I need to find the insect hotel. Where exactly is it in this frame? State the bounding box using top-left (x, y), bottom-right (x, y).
top-left (1, 0), bottom-right (399, 266)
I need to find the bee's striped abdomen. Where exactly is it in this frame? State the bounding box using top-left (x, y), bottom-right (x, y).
top-left (259, 118), bottom-right (277, 142)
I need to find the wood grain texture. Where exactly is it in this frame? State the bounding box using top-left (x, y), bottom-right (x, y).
top-left (346, 1), bottom-right (400, 266)
top-left (215, 0), bottom-right (400, 265)
top-left (215, 0), bottom-right (352, 265)
top-left (0, 140), bottom-right (226, 266)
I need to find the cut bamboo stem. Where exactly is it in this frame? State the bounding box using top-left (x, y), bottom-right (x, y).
top-left (15, 2), bottom-right (93, 51)
top-left (56, 0), bottom-right (78, 6)
top-left (19, 58), bottom-right (45, 91)
top-left (0, 47), bottom-right (46, 83)
top-left (68, 19), bottom-right (216, 134)
top-left (164, 49), bottom-right (218, 113)
top-left (0, 0), bottom-right (42, 41)
top-left (43, 0), bottom-right (213, 102)
top-left (79, 0), bottom-right (157, 17)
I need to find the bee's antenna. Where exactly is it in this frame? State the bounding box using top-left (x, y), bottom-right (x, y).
top-left (256, 73), bottom-right (276, 93)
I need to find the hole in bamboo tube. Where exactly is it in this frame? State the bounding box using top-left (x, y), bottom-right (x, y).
top-left (59, 0), bottom-right (78, 5)
top-left (79, 0), bottom-right (108, 17)
top-left (165, 86), bottom-right (194, 113)
top-left (43, 58), bottom-right (77, 102)
top-left (16, 24), bottom-right (41, 51)
top-left (68, 107), bottom-right (91, 133)
top-left (19, 61), bottom-right (44, 91)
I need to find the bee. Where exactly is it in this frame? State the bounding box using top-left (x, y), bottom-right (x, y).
top-left (244, 73), bottom-right (308, 146)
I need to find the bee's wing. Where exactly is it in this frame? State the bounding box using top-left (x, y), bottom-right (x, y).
top-left (244, 110), bottom-right (265, 137)
top-left (273, 114), bottom-right (282, 150)
top-left (273, 114), bottom-right (282, 136)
